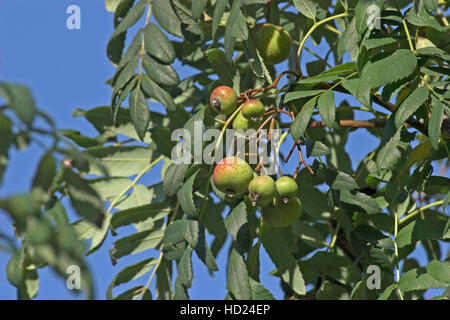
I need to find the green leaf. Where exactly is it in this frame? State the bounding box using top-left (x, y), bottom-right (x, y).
top-left (110, 228), bottom-right (164, 264)
top-left (291, 221), bottom-right (328, 249)
top-left (105, 0), bottom-right (126, 12)
top-left (58, 129), bottom-right (103, 148)
top-left (394, 86), bottom-right (429, 128)
top-left (88, 177), bottom-right (132, 201)
top-left (260, 223), bottom-right (306, 295)
top-left (427, 260), bottom-right (450, 284)
top-left (428, 96), bottom-right (444, 149)
top-left (163, 163), bottom-right (189, 197)
top-left (0, 115), bottom-right (12, 183)
top-left (32, 152), bottom-right (56, 201)
top-left (396, 219), bottom-right (447, 248)
top-left (83, 146), bottom-right (155, 177)
top-left (377, 283), bottom-right (397, 300)
top-left (297, 74), bottom-right (340, 84)
top-left (194, 226), bottom-right (219, 271)
top-left (358, 49), bottom-right (417, 97)
top-left (227, 247), bottom-right (251, 300)
top-left (141, 74), bottom-right (177, 111)
top-left (191, 0), bottom-right (207, 19)
top-left (111, 201), bottom-right (171, 231)
top-left (284, 90), bottom-right (324, 102)
top-left (247, 243), bottom-right (261, 281)
top-left (75, 105), bottom-right (163, 142)
top-left (63, 170), bottom-right (105, 227)
top-left (174, 277), bottom-right (189, 300)
top-left (297, 181), bottom-right (330, 220)
top-left (308, 251), bottom-right (359, 283)
top-left (337, 18), bottom-right (360, 60)
top-left (106, 258), bottom-right (157, 299)
top-left (114, 286), bottom-right (152, 300)
top-left (205, 48), bottom-right (235, 86)
top-left (113, 56), bottom-right (139, 92)
top-left (142, 55), bottom-right (179, 87)
top-left (324, 168), bottom-right (358, 191)
top-left (224, 0), bottom-right (247, 63)
top-left (178, 248), bottom-right (193, 288)
top-left (399, 267), bottom-right (449, 292)
top-left (112, 0), bottom-right (146, 37)
top-left (164, 219), bottom-right (199, 249)
top-left (317, 90), bottom-right (337, 129)
top-left (363, 37), bottom-right (397, 49)
top-left (292, 0), bottom-right (316, 20)
top-left (87, 213), bottom-right (112, 255)
top-left (317, 280), bottom-right (350, 300)
top-left (212, 0), bottom-right (227, 40)
top-left (150, 126), bottom-right (176, 158)
top-left (340, 190), bottom-right (381, 214)
top-left (405, 2), bottom-right (446, 31)
top-left (376, 121), bottom-right (415, 170)
top-left (355, 0), bottom-right (382, 34)
top-left (106, 0), bottom-right (134, 66)
top-left (416, 47), bottom-right (450, 61)
top-left (342, 78), bottom-right (371, 107)
top-left (249, 278), bottom-right (275, 300)
top-left (152, 0), bottom-right (183, 38)
top-left (7, 250), bottom-right (24, 287)
top-left (177, 169), bottom-right (200, 218)
top-left (129, 87), bottom-right (150, 141)
top-left (306, 139), bottom-right (330, 157)
top-left (290, 97), bottom-right (317, 142)
top-left (144, 23), bottom-right (176, 64)
top-left (0, 82), bottom-right (36, 125)
top-left (156, 258), bottom-right (173, 299)
top-left (224, 201), bottom-right (251, 252)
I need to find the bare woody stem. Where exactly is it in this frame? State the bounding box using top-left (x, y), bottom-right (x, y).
top-left (309, 120), bottom-right (386, 128)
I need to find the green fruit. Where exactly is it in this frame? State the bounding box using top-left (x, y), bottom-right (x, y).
top-left (241, 99), bottom-right (265, 123)
top-left (262, 197), bottom-right (302, 228)
top-left (275, 176), bottom-right (298, 203)
top-left (232, 111), bottom-right (260, 131)
top-left (365, 176), bottom-right (379, 190)
top-left (213, 156), bottom-right (254, 198)
top-left (248, 175), bottom-right (276, 207)
top-left (210, 86), bottom-right (238, 114)
top-left (252, 23), bottom-right (292, 65)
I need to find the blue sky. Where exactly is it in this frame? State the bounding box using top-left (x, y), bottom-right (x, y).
top-left (0, 0), bottom-right (448, 300)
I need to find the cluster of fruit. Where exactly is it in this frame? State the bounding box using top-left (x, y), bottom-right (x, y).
top-left (213, 156), bottom-right (302, 228)
top-left (210, 84), bottom-right (266, 131)
top-left (208, 23), bottom-right (300, 228)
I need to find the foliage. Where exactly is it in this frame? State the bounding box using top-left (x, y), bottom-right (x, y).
top-left (0, 0), bottom-right (449, 300)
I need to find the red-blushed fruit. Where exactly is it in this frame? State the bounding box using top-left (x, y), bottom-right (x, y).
top-left (252, 23), bottom-right (292, 65)
top-left (232, 111), bottom-right (260, 131)
top-left (212, 156), bottom-right (254, 198)
top-left (210, 86), bottom-right (238, 114)
top-left (241, 100), bottom-right (265, 123)
top-left (248, 175), bottom-right (276, 207)
top-left (275, 176), bottom-right (298, 203)
top-left (262, 197), bottom-right (302, 227)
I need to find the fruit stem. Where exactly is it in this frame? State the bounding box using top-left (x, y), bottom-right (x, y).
top-left (296, 12), bottom-right (349, 76)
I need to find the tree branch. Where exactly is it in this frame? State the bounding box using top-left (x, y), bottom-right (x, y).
top-left (310, 79), bottom-right (427, 135)
top-left (309, 120), bottom-right (386, 128)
